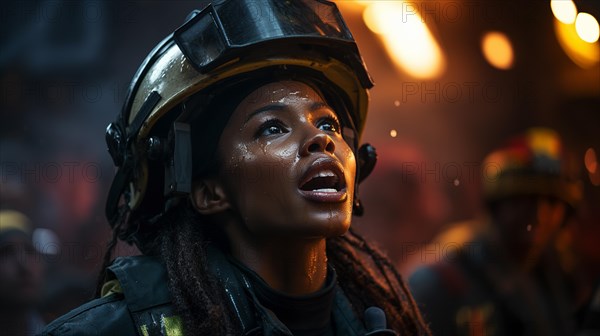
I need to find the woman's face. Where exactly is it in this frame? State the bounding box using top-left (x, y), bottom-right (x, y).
top-left (215, 80), bottom-right (356, 238)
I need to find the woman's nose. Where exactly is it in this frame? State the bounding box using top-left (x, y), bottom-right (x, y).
top-left (300, 131), bottom-right (336, 156)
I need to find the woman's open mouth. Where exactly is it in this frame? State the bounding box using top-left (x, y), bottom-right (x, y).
top-left (298, 158), bottom-right (348, 203)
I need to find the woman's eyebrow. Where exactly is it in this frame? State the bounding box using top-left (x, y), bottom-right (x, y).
top-left (311, 102), bottom-right (339, 120)
top-left (310, 102), bottom-right (330, 111)
top-left (243, 101), bottom-right (332, 125)
top-left (244, 103), bottom-right (287, 124)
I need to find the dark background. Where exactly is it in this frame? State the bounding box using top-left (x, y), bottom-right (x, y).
top-left (1, 0), bottom-right (599, 320)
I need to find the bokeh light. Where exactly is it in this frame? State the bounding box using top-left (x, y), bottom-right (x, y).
top-left (585, 148), bottom-right (598, 174)
top-left (554, 18), bottom-right (600, 68)
top-left (481, 32), bottom-right (515, 70)
top-left (363, 1), bottom-right (445, 79)
top-left (575, 12), bottom-right (600, 43)
top-left (550, 0), bottom-right (578, 24)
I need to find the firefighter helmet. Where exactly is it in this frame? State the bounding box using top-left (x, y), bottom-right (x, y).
top-left (482, 127), bottom-right (582, 208)
top-left (104, 0), bottom-right (376, 235)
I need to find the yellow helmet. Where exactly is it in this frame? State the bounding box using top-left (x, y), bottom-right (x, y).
top-left (482, 127), bottom-right (582, 208)
top-left (104, 0), bottom-right (376, 232)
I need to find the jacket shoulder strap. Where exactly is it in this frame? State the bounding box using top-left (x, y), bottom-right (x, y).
top-left (107, 256), bottom-right (182, 336)
top-left (205, 244), bottom-right (260, 334)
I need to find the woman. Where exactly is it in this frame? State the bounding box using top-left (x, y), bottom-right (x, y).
top-left (40, 1), bottom-right (430, 335)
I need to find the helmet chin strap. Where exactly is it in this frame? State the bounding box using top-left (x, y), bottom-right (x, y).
top-left (353, 198), bottom-right (365, 216)
top-left (164, 121), bottom-right (192, 196)
top-left (353, 143), bottom-right (378, 217)
top-left (105, 91), bottom-right (162, 226)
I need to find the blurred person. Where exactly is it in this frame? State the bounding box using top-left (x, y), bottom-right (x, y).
top-left (39, 1), bottom-right (430, 335)
top-left (0, 210), bottom-right (45, 336)
top-left (354, 142), bottom-right (450, 276)
top-left (409, 127), bottom-right (583, 335)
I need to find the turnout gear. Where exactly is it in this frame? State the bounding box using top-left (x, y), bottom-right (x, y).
top-left (40, 249), bottom-right (396, 336)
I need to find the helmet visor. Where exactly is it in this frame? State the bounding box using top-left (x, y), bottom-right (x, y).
top-left (173, 0), bottom-right (371, 87)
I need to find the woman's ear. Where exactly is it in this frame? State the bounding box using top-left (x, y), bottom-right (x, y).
top-left (191, 179), bottom-right (230, 215)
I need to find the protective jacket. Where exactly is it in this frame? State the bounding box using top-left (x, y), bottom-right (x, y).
top-left (39, 245), bottom-right (383, 336)
top-left (409, 234), bottom-right (577, 336)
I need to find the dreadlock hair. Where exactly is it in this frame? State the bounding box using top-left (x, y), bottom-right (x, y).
top-left (157, 201), bottom-right (241, 335)
top-left (95, 199), bottom-right (430, 335)
top-left (327, 227), bottom-right (431, 335)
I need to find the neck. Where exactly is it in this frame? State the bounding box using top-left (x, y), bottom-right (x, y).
top-left (226, 226), bottom-right (328, 295)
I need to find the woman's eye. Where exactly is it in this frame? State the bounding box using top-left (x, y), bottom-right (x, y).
top-left (265, 126), bottom-right (283, 135)
top-left (257, 121), bottom-right (287, 137)
top-left (318, 118), bottom-right (340, 133)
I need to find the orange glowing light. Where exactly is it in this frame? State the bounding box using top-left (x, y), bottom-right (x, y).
top-left (585, 148), bottom-right (598, 174)
top-left (481, 32), bottom-right (514, 70)
top-left (554, 18), bottom-right (600, 68)
top-left (363, 1), bottom-right (445, 79)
